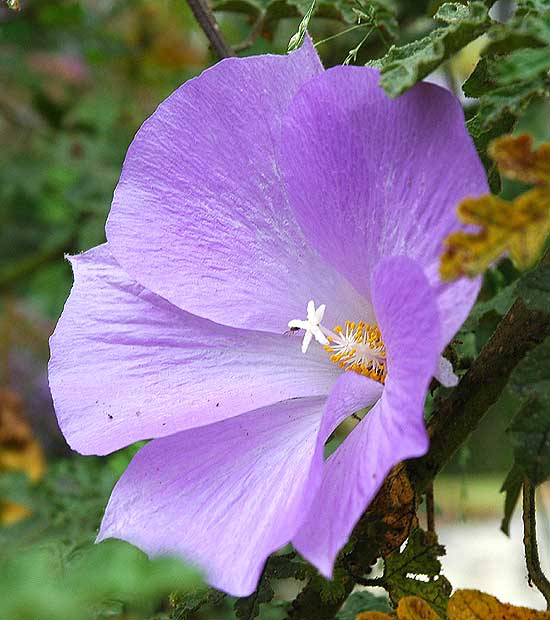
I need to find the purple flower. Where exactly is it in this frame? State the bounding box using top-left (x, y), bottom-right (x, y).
top-left (48, 39), bottom-right (487, 596)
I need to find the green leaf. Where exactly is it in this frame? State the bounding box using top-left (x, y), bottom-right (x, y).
top-left (336, 591), bottom-right (392, 619)
top-left (382, 528), bottom-right (452, 617)
top-left (492, 48), bottom-right (550, 86)
top-left (517, 263), bottom-right (550, 312)
top-left (466, 112), bottom-right (516, 192)
top-left (372, 2), bottom-right (491, 97)
top-left (477, 74), bottom-right (550, 129)
top-left (234, 553), bottom-right (303, 620)
top-left (463, 0), bottom-right (550, 129)
top-left (506, 336), bottom-right (550, 486)
top-left (500, 464), bottom-right (523, 536)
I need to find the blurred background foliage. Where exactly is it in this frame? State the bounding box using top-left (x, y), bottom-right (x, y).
top-left (1, 0), bottom-right (550, 618)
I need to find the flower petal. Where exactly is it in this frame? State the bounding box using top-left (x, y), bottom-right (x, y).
top-left (293, 256), bottom-right (440, 576)
top-left (106, 40), bottom-right (367, 332)
top-left (48, 244), bottom-right (340, 456)
top-left (279, 65), bottom-right (487, 343)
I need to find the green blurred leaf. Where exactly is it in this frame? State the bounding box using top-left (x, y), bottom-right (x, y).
top-left (500, 463), bottom-right (523, 536)
top-left (517, 263), bottom-right (550, 312)
top-left (371, 1), bottom-right (490, 97)
top-left (382, 528), bottom-right (451, 616)
top-left (336, 591), bottom-right (392, 619)
top-left (506, 336), bottom-right (550, 486)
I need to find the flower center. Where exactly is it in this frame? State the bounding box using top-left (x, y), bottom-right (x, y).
top-left (325, 321), bottom-right (386, 383)
top-left (288, 301), bottom-right (387, 384)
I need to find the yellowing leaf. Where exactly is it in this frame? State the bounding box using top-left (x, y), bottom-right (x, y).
top-left (397, 596), bottom-right (441, 620)
top-left (0, 388), bottom-right (45, 525)
top-left (356, 612), bottom-right (393, 620)
top-left (489, 134), bottom-right (550, 185)
top-left (440, 187), bottom-right (550, 280)
top-left (448, 589), bottom-right (550, 620)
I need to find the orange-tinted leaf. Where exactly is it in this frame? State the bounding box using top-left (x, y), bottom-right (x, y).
top-left (489, 134), bottom-right (550, 185)
top-left (356, 612), bottom-right (393, 620)
top-left (0, 389), bottom-right (45, 525)
top-left (397, 596), bottom-right (441, 620)
top-left (448, 589), bottom-right (550, 619)
top-left (440, 187), bottom-right (550, 280)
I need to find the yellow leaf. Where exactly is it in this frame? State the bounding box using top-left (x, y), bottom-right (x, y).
top-left (356, 612), bottom-right (393, 620)
top-left (440, 187), bottom-right (550, 280)
top-left (397, 596), bottom-right (441, 620)
top-left (489, 134), bottom-right (550, 185)
top-left (0, 389), bottom-right (45, 525)
top-left (448, 589), bottom-right (550, 620)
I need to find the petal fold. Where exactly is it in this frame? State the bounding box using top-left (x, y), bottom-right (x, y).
top-left (293, 256), bottom-right (440, 576)
top-left (48, 244), bottom-right (340, 455)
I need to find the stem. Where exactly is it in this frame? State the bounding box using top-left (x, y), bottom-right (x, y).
top-left (426, 483), bottom-right (435, 533)
top-left (523, 478), bottom-right (550, 609)
top-left (314, 23), bottom-right (369, 48)
top-left (186, 0), bottom-right (234, 59)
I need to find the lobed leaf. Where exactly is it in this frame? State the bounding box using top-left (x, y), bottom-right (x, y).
top-left (447, 589), bottom-right (550, 619)
top-left (440, 189), bottom-right (550, 279)
top-left (372, 2), bottom-right (491, 97)
top-left (489, 133), bottom-right (550, 185)
top-left (382, 528), bottom-right (451, 617)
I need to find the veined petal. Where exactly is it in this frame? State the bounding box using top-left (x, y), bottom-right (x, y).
top-left (106, 40), bottom-right (366, 333)
top-left (48, 244), bottom-right (340, 456)
top-left (279, 65), bottom-right (487, 344)
top-left (293, 256), bottom-right (440, 576)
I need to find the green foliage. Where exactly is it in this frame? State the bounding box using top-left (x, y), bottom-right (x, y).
top-left (0, 456), bottom-right (201, 620)
top-left (463, 0), bottom-right (550, 129)
top-left (506, 336), bottom-right (550, 486)
top-left (371, 2), bottom-right (491, 97)
top-left (517, 263), bottom-right (550, 312)
top-left (500, 463), bottom-right (523, 535)
top-left (287, 0), bottom-right (316, 51)
top-left (233, 553), bottom-right (302, 620)
top-left (336, 591), bottom-right (392, 619)
top-left (382, 528), bottom-right (452, 617)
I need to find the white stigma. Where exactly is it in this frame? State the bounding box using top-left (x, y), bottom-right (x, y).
top-left (288, 300), bottom-right (329, 353)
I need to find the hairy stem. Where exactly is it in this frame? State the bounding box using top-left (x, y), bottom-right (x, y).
top-left (186, 0), bottom-right (234, 58)
top-left (523, 478), bottom-right (550, 610)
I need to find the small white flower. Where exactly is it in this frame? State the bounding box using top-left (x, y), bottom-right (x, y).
top-left (288, 300), bottom-right (329, 353)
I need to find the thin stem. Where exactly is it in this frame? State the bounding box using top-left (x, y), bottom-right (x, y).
top-left (186, 0), bottom-right (234, 59)
top-left (314, 23), bottom-right (369, 48)
top-left (426, 483), bottom-right (435, 533)
top-left (523, 478), bottom-right (550, 610)
top-left (234, 15), bottom-right (264, 52)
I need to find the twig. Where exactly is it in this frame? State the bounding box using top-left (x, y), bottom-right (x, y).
top-left (234, 15), bottom-right (264, 52)
top-left (186, 0), bottom-right (235, 58)
top-left (426, 483), bottom-right (435, 533)
top-left (523, 478), bottom-right (550, 609)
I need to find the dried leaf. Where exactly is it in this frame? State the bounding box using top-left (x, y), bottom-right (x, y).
top-left (397, 596), bottom-right (441, 620)
top-left (356, 613), bottom-right (393, 620)
top-left (489, 134), bottom-right (550, 185)
top-left (0, 389), bottom-right (45, 525)
top-left (440, 187), bottom-right (550, 280)
top-left (447, 589), bottom-right (550, 619)
top-left (376, 464), bottom-right (418, 557)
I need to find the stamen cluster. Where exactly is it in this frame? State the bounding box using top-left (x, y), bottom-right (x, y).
top-left (324, 321), bottom-right (386, 383)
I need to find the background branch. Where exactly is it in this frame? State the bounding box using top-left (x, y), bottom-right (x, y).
top-left (186, 0), bottom-right (234, 58)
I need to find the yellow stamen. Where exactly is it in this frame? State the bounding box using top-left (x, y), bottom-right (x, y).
top-left (325, 321), bottom-right (387, 384)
